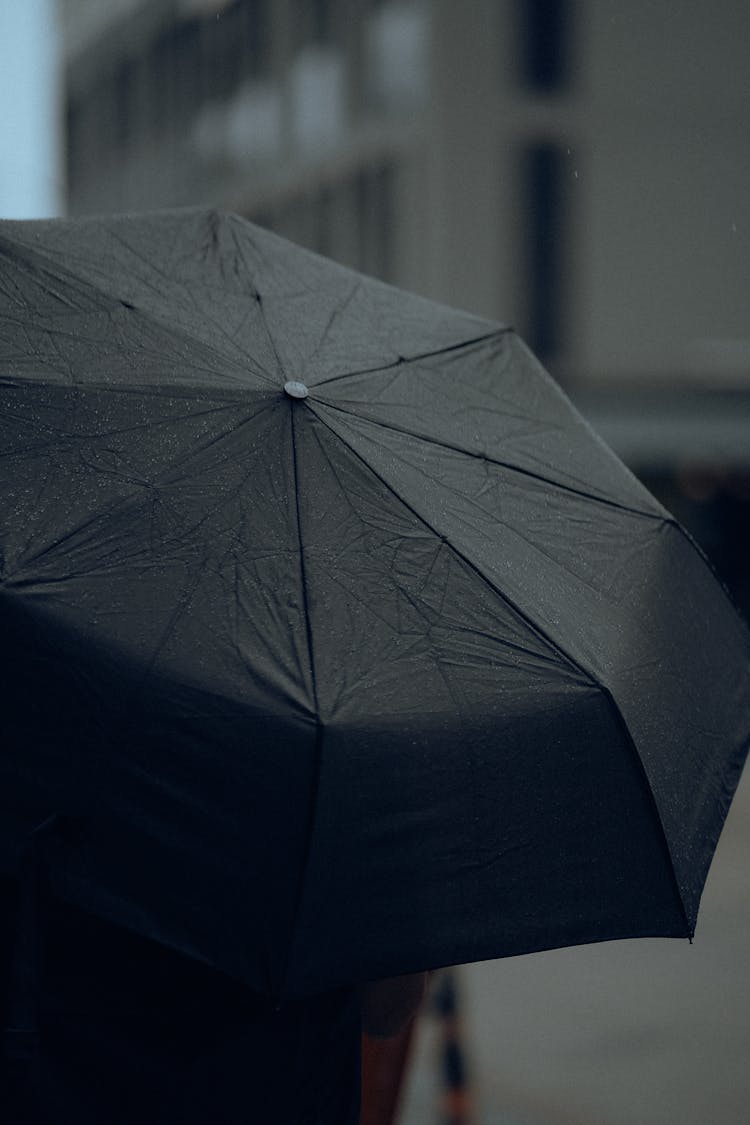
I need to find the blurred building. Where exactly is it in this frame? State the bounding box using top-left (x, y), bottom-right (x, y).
top-left (59, 0), bottom-right (750, 613)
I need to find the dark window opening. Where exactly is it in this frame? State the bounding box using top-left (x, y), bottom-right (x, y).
top-left (200, 1), bottom-right (266, 100)
top-left (205, 5), bottom-right (243, 101)
top-left (521, 142), bottom-right (566, 361)
top-left (293, 0), bottom-right (333, 48)
top-left (518, 0), bottom-right (570, 93)
top-left (149, 31), bottom-right (176, 134)
top-left (172, 19), bottom-right (204, 127)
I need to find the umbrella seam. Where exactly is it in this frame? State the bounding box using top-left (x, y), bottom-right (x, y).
top-left (307, 401), bottom-right (601, 685)
top-left (278, 401), bottom-right (325, 998)
top-left (1, 401), bottom-right (281, 576)
top-left (222, 215), bottom-right (300, 389)
top-left (289, 405), bottom-right (322, 719)
top-left (670, 519), bottom-right (750, 634)
top-left (91, 221), bottom-right (282, 388)
top-left (311, 400), bottom-right (668, 524)
top-left (308, 329), bottom-right (510, 388)
top-left (598, 684), bottom-right (694, 938)
top-left (301, 278), bottom-right (365, 378)
top-left (0, 379), bottom-right (273, 401)
top-left (0, 232), bottom-right (279, 391)
top-left (0, 306), bottom-right (275, 391)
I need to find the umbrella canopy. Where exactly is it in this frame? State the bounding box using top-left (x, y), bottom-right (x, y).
top-left (1, 208), bottom-right (748, 998)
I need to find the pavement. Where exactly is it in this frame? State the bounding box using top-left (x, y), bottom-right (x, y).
top-left (398, 763), bottom-right (750, 1125)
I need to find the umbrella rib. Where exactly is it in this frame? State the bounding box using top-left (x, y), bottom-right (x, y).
top-left (3, 400), bottom-right (280, 576)
top-left (2, 233), bottom-right (279, 391)
top-left (308, 404), bottom-right (595, 684)
top-left (115, 302), bottom-right (279, 392)
top-left (670, 518), bottom-right (750, 623)
top-left (309, 329), bottom-right (510, 388)
top-left (224, 217), bottom-right (295, 386)
top-left (289, 406), bottom-right (322, 719)
top-left (0, 393), bottom-right (273, 460)
top-left (301, 279), bottom-right (365, 377)
top-left (597, 683), bottom-right (694, 938)
top-left (279, 403), bottom-right (326, 997)
top-left (251, 292), bottom-right (291, 389)
top-left (313, 401), bottom-right (666, 523)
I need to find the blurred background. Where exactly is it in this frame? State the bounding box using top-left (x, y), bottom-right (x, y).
top-left (1, 1), bottom-right (748, 1121)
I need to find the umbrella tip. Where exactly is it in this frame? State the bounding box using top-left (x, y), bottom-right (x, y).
top-left (284, 381), bottom-right (309, 400)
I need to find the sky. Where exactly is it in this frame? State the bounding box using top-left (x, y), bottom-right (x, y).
top-left (0, 0), bottom-right (63, 218)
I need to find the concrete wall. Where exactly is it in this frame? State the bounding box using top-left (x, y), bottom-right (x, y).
top-left (579, 0), bottom-right (750, 378)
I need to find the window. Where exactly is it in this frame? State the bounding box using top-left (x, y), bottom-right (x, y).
top-left (202, 0), bottom-right (267, 101)
top-left (517, 0), bottom-right (570, 93)
top-left (293, 0), bottom-right (334, 49)
top-left (520, 142), bottom-right (566, 361)
top-left (172, 19), bottom-right (204, 127)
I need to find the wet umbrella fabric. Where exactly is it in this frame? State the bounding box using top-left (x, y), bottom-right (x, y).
top-left (0, 208), bottom-right (748, 1000)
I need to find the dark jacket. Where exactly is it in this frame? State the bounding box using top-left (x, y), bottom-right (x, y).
top-left (1, 880), bottom-right (361, 1124)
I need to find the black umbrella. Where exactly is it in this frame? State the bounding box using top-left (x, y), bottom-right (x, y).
top-left (1, 208), bottom-right (748, 1000)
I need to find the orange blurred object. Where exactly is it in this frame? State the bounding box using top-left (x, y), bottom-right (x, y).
top-left (360, 1019), bottom-right (417, 1125)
